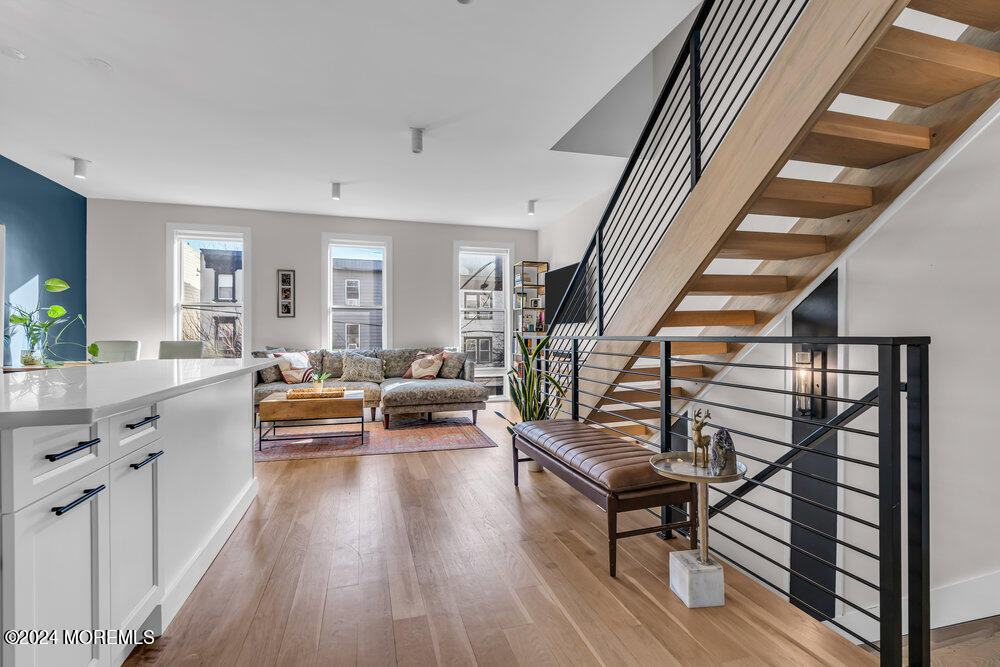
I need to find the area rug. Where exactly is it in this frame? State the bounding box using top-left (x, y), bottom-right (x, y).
top-left (253, 416), bottom-right (498, 462)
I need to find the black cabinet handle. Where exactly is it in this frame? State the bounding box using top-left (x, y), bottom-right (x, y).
top-left (125, 415), bottom-right (160, 430)
top-left (51, 485), bottom-right (106, 516)
top-left (45, 438), bottom-right (101, 462)
top-left (130, 450), bottom-right (164, 470)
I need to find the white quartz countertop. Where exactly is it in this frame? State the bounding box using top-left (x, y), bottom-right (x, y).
top-left (0, 358), bottom-right (271, 428)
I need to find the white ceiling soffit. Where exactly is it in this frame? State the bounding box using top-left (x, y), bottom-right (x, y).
top-left (552, 5), bottom-right (700, 159)
top-left (0, 0), bottom-right (699, 229)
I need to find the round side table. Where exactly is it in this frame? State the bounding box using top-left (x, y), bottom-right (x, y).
top-left (650, 451), bottom-right (745, 607)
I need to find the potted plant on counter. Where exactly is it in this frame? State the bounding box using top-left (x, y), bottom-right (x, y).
top-left (496, 334), bottom-right (565, 471)
top-left (4, 278), bottom-right (97, 366)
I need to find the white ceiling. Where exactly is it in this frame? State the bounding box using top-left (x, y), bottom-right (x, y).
top-left (0, 0), bottom-right (699, 230)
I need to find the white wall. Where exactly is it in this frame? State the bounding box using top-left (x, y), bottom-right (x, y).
top-left (537, 188), bottom-right (610, 269)
top-left (86, 199), bottom-right (537, 355)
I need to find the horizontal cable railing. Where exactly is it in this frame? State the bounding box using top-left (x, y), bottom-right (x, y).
top-left (526, 333), bottom-right (929, 666)
top-left (548, 0), bottom-right (810, 358)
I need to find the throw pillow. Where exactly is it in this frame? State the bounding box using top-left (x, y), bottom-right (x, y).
top-left (439, 351), bottom-right (467, 379)
top-left (252, 349), bottom-right (284, 383)
top-left (274, 351), bottom-right (314, 384)
top-left (403, 352), bottom-right (444, 379)
top-left (341, 352), bottom-right (385, 383)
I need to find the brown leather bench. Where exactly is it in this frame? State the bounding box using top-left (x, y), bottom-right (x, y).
top-left (512, 419), bottom-right (698, 577)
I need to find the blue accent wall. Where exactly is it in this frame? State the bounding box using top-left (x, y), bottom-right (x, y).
top-left (1, 155), bottom-right (87, 365)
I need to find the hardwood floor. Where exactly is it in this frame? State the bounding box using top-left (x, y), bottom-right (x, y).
top-left (126, 404), bottom-right (875, 666)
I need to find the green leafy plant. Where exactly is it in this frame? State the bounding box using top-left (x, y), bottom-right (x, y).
top-left (316, 372), bottom-right (332, 383)
top-left (495, 334), bottom-right (565, 435)
top-left (4, 278), bottom-right (96, 366)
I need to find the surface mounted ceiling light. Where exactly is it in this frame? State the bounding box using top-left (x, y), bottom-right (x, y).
top-left (72, 157), bottom-right (89, 179)
top-left (84, 57), bottom-right (113, 72)
top-left (457, 0), bottom-right (472, 4)
top-left (410, 127), bottom-right (424, 154)
top-left (527, 199), bottom-right (537, 216)
top-left (330, 182), bottom-right (341, 200)
top-left (0, 45), bottom-right (26, 60)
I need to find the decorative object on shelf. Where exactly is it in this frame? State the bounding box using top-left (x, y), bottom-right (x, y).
top-left (313, 372), bottom-right (332, 391)
top-left (495, 334), bottom-right (565, 436)
top-left (4, 277), bottom-right (96, 366)
top-left (691, 408), bottom-right (712, 468)
top-left (710, 427), bottom-right (735, 476)
top-left (277, 269), bottom-right (296, 318)
top-left (528, 297), bottom-right (542, 309)
top-left (512, 260), bottom-right (548, 363)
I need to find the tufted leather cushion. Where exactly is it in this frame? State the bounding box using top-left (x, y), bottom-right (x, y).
top-left (513, 420), bottom-right (685, 494)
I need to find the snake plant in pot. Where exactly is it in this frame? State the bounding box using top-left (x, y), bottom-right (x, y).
top-left (495, 334), bottom-right (566, 445)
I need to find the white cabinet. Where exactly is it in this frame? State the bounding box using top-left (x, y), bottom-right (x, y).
top-left (109, 445), bottom-right (164, 635)
top-left (1, 466), bottom-right (111, 667)
top-left (108, 406), bottom-right (160, 462)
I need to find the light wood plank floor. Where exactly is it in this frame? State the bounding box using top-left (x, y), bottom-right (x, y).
top-left (126, 404), bottom-right (876, 666)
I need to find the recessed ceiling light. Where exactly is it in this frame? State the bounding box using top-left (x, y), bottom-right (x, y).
top-left (85, 57), bottom-right (112, 71)
top-left (1, 45), bottom-right (26, 61)
top-left (72, 157), bottom-right (90, 179)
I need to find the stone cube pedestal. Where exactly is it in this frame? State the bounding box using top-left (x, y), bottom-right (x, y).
top-left (669, 550), bottom-right (725, 608)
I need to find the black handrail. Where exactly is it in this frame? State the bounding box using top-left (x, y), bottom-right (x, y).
top-left (547, 0), bottom-right (719, 330)
top-left (534, 332), bottom-right (929, 664)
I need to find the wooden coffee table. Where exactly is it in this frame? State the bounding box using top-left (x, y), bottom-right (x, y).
top-left (257, 390), bottom-right (365, 449)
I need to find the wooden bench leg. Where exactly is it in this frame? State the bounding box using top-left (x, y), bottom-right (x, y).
top-left (607, 496), bottom-right (618, 577)
top-left (369, 407), bottom-right (376, 422)
top-left (512, 436), bottom-right (519, 487)
top-left (383, 414), bottom-right (390, 430)
top-left (472, 410), bottom-right (478, 425)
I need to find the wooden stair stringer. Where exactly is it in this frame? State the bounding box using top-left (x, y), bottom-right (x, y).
top-left (575, 0), bottom-right (911, 426)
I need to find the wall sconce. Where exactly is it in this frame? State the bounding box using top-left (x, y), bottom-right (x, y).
top-left (794, 348), bottom-right (825, 418)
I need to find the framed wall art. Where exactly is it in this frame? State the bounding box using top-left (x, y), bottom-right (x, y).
top-left (277, 269), bottom-right (296, 317)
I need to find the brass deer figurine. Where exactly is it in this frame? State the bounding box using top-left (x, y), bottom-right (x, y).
top-left (691, 409), bottom-right (712, 468)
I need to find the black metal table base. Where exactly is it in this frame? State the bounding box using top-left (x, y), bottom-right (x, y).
top-left (257, 415), bottom-right (365, 450)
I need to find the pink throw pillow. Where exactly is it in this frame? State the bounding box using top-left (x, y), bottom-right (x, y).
top-left (403, 352), bottom-right (443, 379)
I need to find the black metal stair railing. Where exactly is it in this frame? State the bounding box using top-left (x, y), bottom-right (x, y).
top-left (529, 333), bottom-right (930, 666)
top-left (547, 0), bottom-right (810, 349)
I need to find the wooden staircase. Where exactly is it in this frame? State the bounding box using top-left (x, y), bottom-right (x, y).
top-left (578, 0), bottom-right (1000, 443)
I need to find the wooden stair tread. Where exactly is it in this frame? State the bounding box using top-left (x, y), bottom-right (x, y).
top-left (589, 407), bottom-right (662, 423)
top-left (598, 388), bottom-right (690, 406)
top-left (660, 310), bottom-right (757, 327)
top-left (843, 26), bottom-right (1000, 108)
top-left (751, 177), bottom-right (874, 219)
top-left (638, 341), bottom-right (729, 356)
top-left (793, 110), bottom-right (932, 168)
top-left (717, 231), bottom-right (828, 260)
top-left (908, 0), bottom-right (1000, 33)
top-left (612, 366), bottom-right (703, 383)
top-left (690, 274), bottom-right (789, 295)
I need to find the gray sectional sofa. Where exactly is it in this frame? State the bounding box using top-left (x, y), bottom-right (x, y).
top-left (252, 347), bottom-right (489, 428)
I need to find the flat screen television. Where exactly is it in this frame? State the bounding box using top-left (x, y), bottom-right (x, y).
top-left (544, 263), bottom-right (587, 325)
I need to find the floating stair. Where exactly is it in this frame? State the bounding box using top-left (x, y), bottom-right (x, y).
top-left (638, 341), bottom-right (729, 356)
top-left (717, 231), bottom-right (828, 260)
top-left (909, 0), bottom-right (1000, 32)
top-left (793, 111), bottom-right (932, 168)
top-left (660, 310), bottom-right (757, 327)
top-left (750, 178), bottom-right (874, 218)
top-left (690, 275), bottom-right (790, 296)
top-left (843, 26), bottom-right (1000, 107)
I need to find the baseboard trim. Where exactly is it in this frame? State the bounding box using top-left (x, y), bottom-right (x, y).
top-left (829, 567), bottom-right (1000, 643)
top-left (159, 476), bottom-right (259, 630)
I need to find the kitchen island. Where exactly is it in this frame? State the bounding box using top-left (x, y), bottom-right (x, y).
top-left (0, 358), bottom-right (269, 666)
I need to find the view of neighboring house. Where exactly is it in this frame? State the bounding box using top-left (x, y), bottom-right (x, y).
top-left (180, 240), bottom-right (244, 358)
top-left (330, 256), bottom-right (384, 350)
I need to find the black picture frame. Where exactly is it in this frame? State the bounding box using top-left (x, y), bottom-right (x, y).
top-left (277, 269), bottom-right (295, 317)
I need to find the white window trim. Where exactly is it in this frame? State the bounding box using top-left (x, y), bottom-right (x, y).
top-left (321, 232), bottom-right (393, 350)
top-left (165, 223), bottom-right (252, 357)
top-left (453, 240), bottom-right (514, 400)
